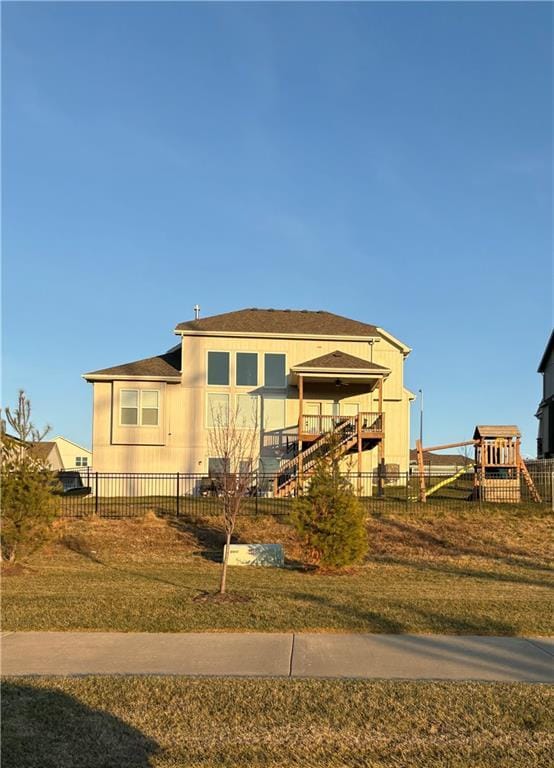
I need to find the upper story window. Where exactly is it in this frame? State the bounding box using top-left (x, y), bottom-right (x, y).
top-left (207, 351), bottom-right (229, 386)
top-left (264, 353), bottom-right (286, 388)
top-left (75, 456), bottom-right (88, 467)
top-left (236, 352), bottom-right (258, 386)
top-left (120, 389), bottom-right (159, 426)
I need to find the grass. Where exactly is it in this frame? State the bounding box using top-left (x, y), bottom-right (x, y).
top-left (3, 504), bottom-right (553, 635)
top-left (2, 676), bottom-right (552, 767)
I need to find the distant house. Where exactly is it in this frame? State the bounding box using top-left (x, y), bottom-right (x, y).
top-left (536, 330), bottom-right (554, 459)
top-left (52, 436), bottom-right (92, 469)
top-left (409, 449), bottom-right (473, 474)
top-left (29, 441), bottom-right (64, 471)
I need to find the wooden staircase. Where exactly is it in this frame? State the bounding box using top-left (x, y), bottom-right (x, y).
top-left (274, 416), bottom-right (358, 497)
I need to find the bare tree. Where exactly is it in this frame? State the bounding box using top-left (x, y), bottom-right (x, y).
top-left (3, 390), bottom-right (51, 456)
top-left (207, 398), bottom-right (260, 595)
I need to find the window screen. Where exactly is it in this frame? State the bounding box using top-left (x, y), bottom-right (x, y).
top-left (264, 354), bottom-right (286, 388)
top-left (121, 390), bottom-right (139, 425)
top-left (236, 353), bottom-right (258, 386)
top-left (207, 352), bottom-right (230, 385)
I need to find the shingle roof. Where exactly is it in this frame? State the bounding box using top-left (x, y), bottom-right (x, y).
top-left (293, 350), bottom-right (389, 371)
top-left (473, 425), bottom-right (521, 439)
top-left (175, 308), bottom-right (381, 337)
top-left (29, 442), bottom-right (57, 461)
top-left (410, 449), bottom-right (473, 466)
top-left (84, 348), bottom-right (181, 380)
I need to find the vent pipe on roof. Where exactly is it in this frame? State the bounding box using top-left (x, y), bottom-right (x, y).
top-left (193, 304), bottom-right (201, 320)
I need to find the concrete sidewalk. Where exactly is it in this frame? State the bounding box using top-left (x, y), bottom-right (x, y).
top-left (1, 632), bottom-right (553, 681)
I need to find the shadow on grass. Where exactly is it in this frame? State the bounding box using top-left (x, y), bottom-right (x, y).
top-left (289, 591), bottom-right (407, 633)
top-left (374, 517), bottom-right (553, 575)
top-left (1, 681), bottom-right (158, 768)
top-left (288, 591), bottom-right (520, 635)
top-left (373, 554), bottom-right (553, 589)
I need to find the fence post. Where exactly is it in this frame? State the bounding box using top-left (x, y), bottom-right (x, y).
top-left (94, 472), bottom-right (99, 516)
top-left (176, 473), bottom-right (180, 517)
top-left (255, 471), bottom-right (259, 516)
top-left (551, 472), bottom-right (554, 512)
top-left (405, 471), bottom-right (410, 506)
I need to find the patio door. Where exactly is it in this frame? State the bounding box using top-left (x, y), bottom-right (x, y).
top-left (303, 402), bottom-right (321, 433)
top-left (341, 402), bottom-right (359, 418)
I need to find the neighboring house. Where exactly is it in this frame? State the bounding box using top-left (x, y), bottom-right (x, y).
top-left (409, 450), bottom-right (473, 474)
top-left (28, 441), bottom-right (64, 471)
top-left (83, 308), bottom-right (414, 490)
top-left (536, 329), bottom-right (554, 458)
top-left (52, 436), bottom-right (92, 469)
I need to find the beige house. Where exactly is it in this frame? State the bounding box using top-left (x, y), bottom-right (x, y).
top-left (83, 308), bottom-right (414, 492)
top-left (29, 441), bottom-right (64, 471)
top-left (52, 436), bottom-right (93, 469)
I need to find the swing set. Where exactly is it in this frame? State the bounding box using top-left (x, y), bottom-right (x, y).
top-left (415, 425), bottom-right (541, 503)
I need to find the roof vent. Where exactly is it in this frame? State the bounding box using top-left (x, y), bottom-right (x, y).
top-left (193, 304), bottom-right (201, 320)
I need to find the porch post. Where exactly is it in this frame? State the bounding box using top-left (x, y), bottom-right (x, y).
top-left (298, 375), bottom-right (304, 489)
top-left (377, 377), bottom-right (385, 495)
top-left (357, 412), bottom-right (362, 496)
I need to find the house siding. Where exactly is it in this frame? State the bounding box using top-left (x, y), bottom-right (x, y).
top-left (89, 328), bottom-right (411, 474)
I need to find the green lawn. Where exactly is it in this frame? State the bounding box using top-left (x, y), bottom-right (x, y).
top-left (2, 677), bottom-right (552, 767)
top-left (3, 507), bottom-right (553, 635)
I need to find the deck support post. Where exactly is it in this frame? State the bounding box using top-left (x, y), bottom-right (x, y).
top-left (297, 375), bottom-right (304, 492)
top-left (377, 378), bottom-right (385, 497)
top-left (357, 413), bottom-right (362, 496)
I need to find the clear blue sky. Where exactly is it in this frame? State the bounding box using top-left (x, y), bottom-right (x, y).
top-left (2, 2), bottom-right (552, 456)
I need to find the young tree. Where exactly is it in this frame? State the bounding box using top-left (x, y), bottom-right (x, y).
top-left (291, 436), bottom-right (368, 568)
top-left (1, 391), bottom-right (58, 563)
top-left (4, 390), bottom-right (51, 446)
top-left (208, 398), bottom-right (260, 594)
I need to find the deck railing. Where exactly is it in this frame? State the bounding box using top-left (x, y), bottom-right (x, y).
top-left (300, 412), bottom-right (383, 437)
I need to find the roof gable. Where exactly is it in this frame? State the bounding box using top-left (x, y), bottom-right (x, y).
top-left (473, 425), bottom-right (520, 439)
top-left (293, 350), bottom-right (389, 371)
top-left (175, 308), bottom-right (381, 338)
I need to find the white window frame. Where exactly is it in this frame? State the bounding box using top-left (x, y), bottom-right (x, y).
top-left (119, 389), bottom-right (160, 427)
top-left (235, 352), bottom-right (258, 388)
top-left (263, 352), bottom-right (287, 389)
top-left (206, 350), bottom-right (231, 387)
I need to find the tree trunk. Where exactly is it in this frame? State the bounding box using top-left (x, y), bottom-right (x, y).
top-left (219, 530), bottom-right (231, 594)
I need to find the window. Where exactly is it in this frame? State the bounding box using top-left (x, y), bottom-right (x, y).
top-left (75, 456), bottom-right (88, 467)
top-left (263, 395), bottom-right (286, 431)
top-left (236, 352), bottom-right (258, 386)
top-left (120, 389), bottom-right (159, 426)
top-left (207, 351), bottom-right (230, 385)
top-left (141, 390), bottom-right (159, 425)
top-left (264, 353), bottom-right (286, 388)
top-left (236, 394), bottom-right (258, 429)
top-left (208, 457), bottom-right (229, 477)
top-left (121, 390), bottom-right (139, 425)
top-left (207, 392), bottom-right (229, 427)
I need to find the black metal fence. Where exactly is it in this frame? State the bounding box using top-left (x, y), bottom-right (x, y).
top-left (58, 467), bottom-right (554, 519)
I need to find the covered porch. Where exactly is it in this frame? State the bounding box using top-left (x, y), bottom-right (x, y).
top-left (290, 350), bottom-right (390, 471)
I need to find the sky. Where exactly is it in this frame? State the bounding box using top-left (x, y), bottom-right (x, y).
top-left (2, 1), bottom-right (552, 456)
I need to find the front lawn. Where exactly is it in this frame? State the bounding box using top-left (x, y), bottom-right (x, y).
top-left (2, 677), bottom-right (552, 768)
top-left (2, 506), bottom-right (552, 635)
